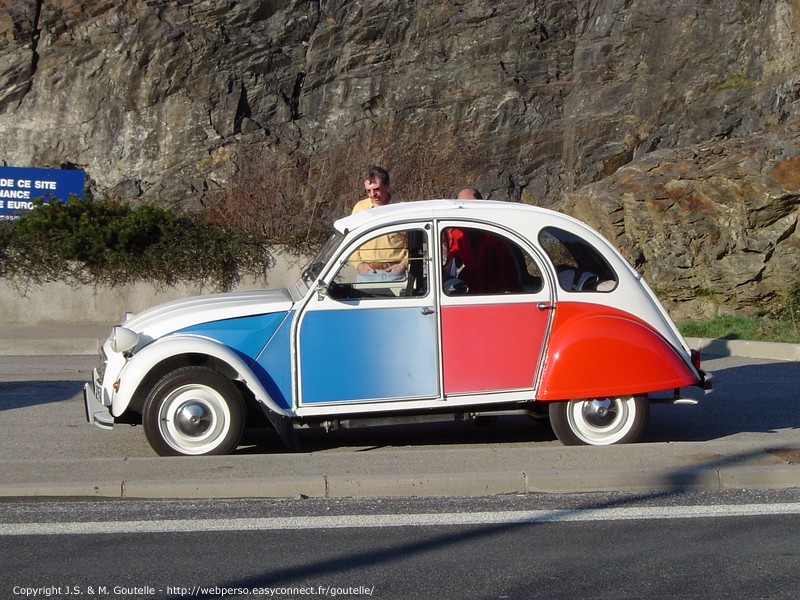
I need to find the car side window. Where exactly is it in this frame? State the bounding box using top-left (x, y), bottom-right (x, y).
top-left (328, 228), bottom-right (429, 300)
top-left (441, 226), bottom-right (543, 296)
top-left (539, 227), bottom-right (618, 292)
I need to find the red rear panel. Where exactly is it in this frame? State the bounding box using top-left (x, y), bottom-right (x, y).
top-left (538, 303), bottom-right (698, 400)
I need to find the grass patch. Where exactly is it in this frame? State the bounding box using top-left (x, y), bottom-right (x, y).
top-left (678, 314), bottom-right (800, 344)
top-left (711, 73), bottom-right (755, 91)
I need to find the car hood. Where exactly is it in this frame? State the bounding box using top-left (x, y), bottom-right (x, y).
top-left (120, 288), bottom-right (294, 344)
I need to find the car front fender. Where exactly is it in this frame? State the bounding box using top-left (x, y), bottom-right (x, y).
top-left (537, 308), bottom-right (699, 401)
top-left (110, 334), bottom-right (291, 418)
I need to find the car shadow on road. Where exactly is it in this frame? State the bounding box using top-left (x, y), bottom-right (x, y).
top-left (0, 380), bottom-right (85, 411)
top-left (235, 415), bottom-right (557, 454)
top-left (646, 358), bottom-right (800, 442)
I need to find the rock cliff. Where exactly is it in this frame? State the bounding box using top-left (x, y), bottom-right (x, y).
top-left (1, 0), bottom-right (798, 315)
top-left (560, 119), bottom-right (800, 317)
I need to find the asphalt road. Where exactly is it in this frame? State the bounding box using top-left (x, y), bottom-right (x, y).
top-left (3, 491), bottom-right (800, 600)
top-left (0, 353), bottom-right (799, 497)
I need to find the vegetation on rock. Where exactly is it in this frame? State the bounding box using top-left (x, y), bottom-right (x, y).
top-left (0, 195), bottom-right (268, 292)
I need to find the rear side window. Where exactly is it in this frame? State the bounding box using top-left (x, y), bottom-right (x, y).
top-left (539, 227), bottom-right (617, 292)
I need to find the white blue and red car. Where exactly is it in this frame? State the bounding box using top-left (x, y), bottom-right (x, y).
top-left (84, 199), bottom-right (712, 456)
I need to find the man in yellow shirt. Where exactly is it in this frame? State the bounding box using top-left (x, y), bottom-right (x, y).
top-left (351, 166), bottom-right (408, 282)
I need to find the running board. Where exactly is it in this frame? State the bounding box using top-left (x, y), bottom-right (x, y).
top-left (300, 408), bottom-right (548, 432)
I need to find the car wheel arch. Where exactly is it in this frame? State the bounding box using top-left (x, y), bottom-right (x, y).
top-left (124, 352), bottom-right (236, 416)
top-left (112, 336), bottom-right (290, 420)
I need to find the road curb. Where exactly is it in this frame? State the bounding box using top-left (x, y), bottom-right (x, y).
top-left (123, 476), bottom-right (329, 499)
top-left (686, 337), bottom-right (800, 361)
top-left (1, 465), bottom-right (798, 499)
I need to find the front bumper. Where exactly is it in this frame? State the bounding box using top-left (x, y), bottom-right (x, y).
top-left (83, 368), bottom-right (114, 430)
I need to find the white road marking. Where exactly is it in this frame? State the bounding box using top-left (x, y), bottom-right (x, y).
top-left (3, 503), bottom-right (800, 536)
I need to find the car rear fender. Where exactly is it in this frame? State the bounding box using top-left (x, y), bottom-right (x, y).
top-left (537, 305), bottom-right (699, 401)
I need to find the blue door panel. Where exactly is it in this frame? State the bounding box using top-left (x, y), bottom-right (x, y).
top-left (299, 307), bottom-right (438, 403)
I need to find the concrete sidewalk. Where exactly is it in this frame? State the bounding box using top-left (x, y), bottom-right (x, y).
top-left (1, 441), bottom-right (799, 499)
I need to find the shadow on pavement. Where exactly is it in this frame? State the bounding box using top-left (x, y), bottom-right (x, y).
top-left (234, 415), bottom-right (556, 455)
top-left (0, 380), bottom-right (85, 411)
top-left (647, 359), bottom-right (800, 442)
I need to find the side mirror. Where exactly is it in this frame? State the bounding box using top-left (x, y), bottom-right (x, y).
top-left (316, 283), bottom-right (329, 301)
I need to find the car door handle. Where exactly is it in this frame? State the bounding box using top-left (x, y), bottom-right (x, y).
top-left (537, 302), bottom-right (555, 311)
top-left (421, 306), bottom-right (435, 315)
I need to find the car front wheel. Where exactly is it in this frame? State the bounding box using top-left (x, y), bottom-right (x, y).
top-left (143, 367), bottom-right (245, 457)
top-left (548, 395), bottom-right (649, 446)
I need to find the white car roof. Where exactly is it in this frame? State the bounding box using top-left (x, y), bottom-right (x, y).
top-left (334, 199), bottom-right (590, 236)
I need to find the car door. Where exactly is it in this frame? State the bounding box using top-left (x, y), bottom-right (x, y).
top-left (438, 222), bottom-right (553, 395)
top-left (296, 223), bottom-right (439, 404)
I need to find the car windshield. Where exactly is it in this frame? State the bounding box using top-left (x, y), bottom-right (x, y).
top-left (298, 230), bottom-right (345, 291)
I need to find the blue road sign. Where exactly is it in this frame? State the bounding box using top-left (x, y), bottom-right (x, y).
top-left (0, 166), bottom-right (85, 218)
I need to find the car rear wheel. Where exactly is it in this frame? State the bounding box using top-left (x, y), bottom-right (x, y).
top-left (548, 395), bottom-right (648, 446)
top-left (143, 367), bottom-right (245, 457)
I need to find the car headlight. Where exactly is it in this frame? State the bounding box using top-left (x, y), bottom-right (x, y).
top-left (110, 326), bottom-right (139, 353)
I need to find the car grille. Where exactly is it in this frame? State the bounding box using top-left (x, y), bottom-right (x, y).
top-left (97, 347), bottom-right (107, 383)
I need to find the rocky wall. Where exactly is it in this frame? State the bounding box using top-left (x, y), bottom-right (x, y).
top-left (1, 0), bottom-right (798, 313)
